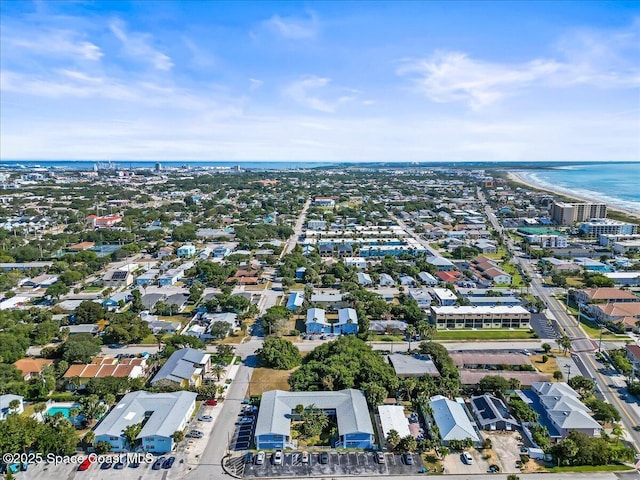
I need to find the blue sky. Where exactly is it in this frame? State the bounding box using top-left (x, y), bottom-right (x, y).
top-left (1, 1), bottom-right (638, 161)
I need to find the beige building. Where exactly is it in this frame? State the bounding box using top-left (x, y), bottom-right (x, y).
top-left (431, 305), bottom-right (530, 329)
top-left (550, 202), bottom-right (607, 226)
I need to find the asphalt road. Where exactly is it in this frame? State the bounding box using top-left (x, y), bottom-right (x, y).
top-left (480, 188), bottom-right (640, 450)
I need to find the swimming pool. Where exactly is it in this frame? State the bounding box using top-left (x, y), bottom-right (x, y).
top-left (44, 403), bottom-right (81, 419)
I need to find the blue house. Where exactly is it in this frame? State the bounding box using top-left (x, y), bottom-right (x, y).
top-left (306, 308), bottom-right (330, 334)
top-left (286, 291), bottom-right (305, 311)
top-left (177, 244), bottom-right (196, 258)
top-left (335, 308), bottom-right (359, 335)
top-left (213, 246), bottom-right (231, 258)
top-left (295, 267), bottom-right (307, 280)
top-left (254, 389), bottom-right (374, 450)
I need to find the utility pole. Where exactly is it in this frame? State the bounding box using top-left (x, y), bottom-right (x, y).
top-left (565, 364), bottom-right (571, 382)
top-left (598, 328), bottom-right (604, 353)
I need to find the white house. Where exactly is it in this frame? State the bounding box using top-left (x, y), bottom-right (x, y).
top-left (429, 395), bottom-right (480, 446)
top-left (0, 394), bottom-right (24, 419)
top-left (94, 391), bottom-right (197, 453)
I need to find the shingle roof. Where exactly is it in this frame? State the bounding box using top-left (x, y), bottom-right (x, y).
top-left (151, 348), bottom-right (209, 384)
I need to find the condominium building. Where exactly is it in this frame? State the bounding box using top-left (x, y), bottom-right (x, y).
top-left (578, 219), bottom-right (638, 237)
top-left (430, 305), bottom-right (531, 329)
top-left (550, 202), bottom-right (607, 226)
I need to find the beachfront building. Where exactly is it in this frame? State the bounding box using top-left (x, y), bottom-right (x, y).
top-left (550, 202), bottom-right (607, 226)
top-left (578, 219), bottom-right (638, 237)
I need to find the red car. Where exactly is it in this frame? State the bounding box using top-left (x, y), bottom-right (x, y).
top-left (78, 457), bottom-right (93, 471)
top-left (204, 399), bottom-right (217, 406)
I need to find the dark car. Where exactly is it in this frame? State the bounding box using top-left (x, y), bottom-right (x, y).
top-left (152, 457), bottom-right (166, 470)
top-left (403, 453), bottom-right (413, 465)
top-left (129, 461), bottom-right (140, 468)
top-left (163, 457), bottom-right (175, 469)
top-left (319, 452), bottom-right (329, 464)
top-left (114, 460), bottom-right (126, 470)
top-left (100, 462), bottom-right (112, 470)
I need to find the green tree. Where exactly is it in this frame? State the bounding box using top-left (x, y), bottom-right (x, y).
top-left (478, 375), bottom-right (510, 396)
top-left (79, 394), bottom-right (107, 422)
top-left (398, 435), bottom-right (417, 453)
top-left (94, 440), bottom-right (111, 454)
top-left (256, 337), bottom-right (301, 370)
top-left (123, 422), bottom-right (143, 450)
top-left (558, 335), bottom-right (572, 356)
top-left (567, 376), bottom-right (595, 397)
top-left (386, 429), bottom-right (401, 451)
top-left (74, 300), bottom-right (106, 324)
top-left (45, 282), bottom-right (70, 299)
top-left (172, 430), bottom-right (185, 443)
top-left (541, 343), bottom-right (552, 354)
top-left (301, 404), bottom-right (329, 438)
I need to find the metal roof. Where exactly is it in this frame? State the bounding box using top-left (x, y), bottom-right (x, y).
top-left (429, 395), bottom-right (480, 442)
top-left (388, 354), bottom-right (440, 377)
top-left (94, 391), bottom-right (196, 440)
top-left (255, 389), bottom-right (374, 439)
top-left (151, 348), bottom-right (209, 384)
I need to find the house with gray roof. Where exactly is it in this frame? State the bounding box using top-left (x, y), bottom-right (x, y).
top-left (0, 394), bottom-right (24, 420)
top-left (471, 394), bottom-right (519, 431)
top-left (429, 395), bottom-right (481, 446)
top-left (94, 391), bottom-right (196, 453)
top-left (378, 273), bottom-right (395, 287)
top-left (150, 348), bottom-right (210, 388)
top-left (335, 308), bottom-right (358, 335)
top-left (255, 389), bottom-right (374, 450)
top-left (306, 308), bottom-right (330, 334)
top-left (531, 382), bottom-right (602, 438)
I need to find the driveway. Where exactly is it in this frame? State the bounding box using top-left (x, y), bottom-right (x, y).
top-left (441, 449), bottom-right (490, 475)
top-left (485, 431), bottom-right (523, 473)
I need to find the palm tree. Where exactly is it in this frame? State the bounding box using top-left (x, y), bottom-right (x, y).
top-left (612, 423), bottom-right (624, 444)
top-left (84, 431), bottom-right (95, 450)
top-left (386, 429), bottom-right (401, 451)
top-left (8, 399), bottom-right (21, 413)
top-left (406, 325), bottom-right (416, 350)
top-left (558, 335), bottom-right (572, 356)
top-left (210, 365), bottom-right (225, 382)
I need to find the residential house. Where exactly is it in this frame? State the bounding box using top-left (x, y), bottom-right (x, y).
top-left (418, 272), bottom-right (438, 286)
top-left (213, 246), bottom-right (231, 258)
top-left (357, 272), bottom-right (372, 286)
top-left (94, 391), bottom-right (197, 453)
top-left (86, 214), bottom-right (122, 228)
top-left (344, 256), bottom-right (366, 269)
top-left (13, 358), bottom-right (53, 381)
top-left (177, 244), bottom-right (196, 258)
top-left (63, 357), bottom-right (146, 390)
top-left (22, 274), bottom-right (59, 288)
top-left (428, 395), bottom-right (481, 446)
top-left (399, 275), bottom-right (416, 287)
top-left (378, 405), bottom-right (411, 447)
top-left (626, 345), bottom-right (640, 379)
top-left (530, 382), bottom-right (602, 439)
top-left (408, 288), bottom-right (433, 309)
top-left (379, 273), bottom-right (395, 287)
top-left (310, 291), bottom-right (345, 309)
top-left (306, 308), bottom-right (330, 334)
top-left (335, 308), bottom-right (358, 335)
top-left (431, 287), bottom-right (458, 306)
top-left (427, 256), bottom-right (455, 271)
top-left (286, 291), bottom-right (305, 311)
top-left (150, 348), bottom-right (210, 388)
top-left (102, 269), bottom-right (134, 287)
top-left (471, 394), bottom-right (519, 431)
top-left (0, 394), bottom-right (24, 420)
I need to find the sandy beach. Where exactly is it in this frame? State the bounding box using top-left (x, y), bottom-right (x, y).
top-left (507, 172), bottom-right (640, 221)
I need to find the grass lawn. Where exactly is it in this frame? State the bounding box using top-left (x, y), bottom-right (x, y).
top-left (547, 465), bottom-right (634, 473)
top-left (140, 333), bottom-right (159, 345)
top-left (565, 277), bottom-right (585, 288)
top-left (579, 318), bottom-right (626, 341)
top-left (250, 367), bottom-right (293, 395)
top-left (435, 329), bottom-right (536, 340)
top-left (421, 451), bottom-right (443, 474)
top-left (531, 354), bottom-right (560, 376)
top-left (502, 262), bottom-right (524, 287)
top-left (369, 334), bottom-right (405, 342)
top-left (484, 246), bottom-right (508, 260)
top-left (83, 286), bottom-right (103, 292)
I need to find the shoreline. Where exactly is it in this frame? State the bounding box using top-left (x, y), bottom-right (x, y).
top-left (506, 172), bottom-right (640, 221)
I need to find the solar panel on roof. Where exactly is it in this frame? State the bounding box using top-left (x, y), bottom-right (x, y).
top-left (111, 271), bottom-right (128, 280)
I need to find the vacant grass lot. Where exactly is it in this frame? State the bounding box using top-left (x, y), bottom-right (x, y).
top-left (530, 354), bottom-right (560, 376)
top-left (579, 318), bottom-right (626, 341)
top-left (546, 465), bottom-right (634, 473)
top-left (435, 329), bottom-right (536, 340)
top-left (250, 367), bottom-right (293, 395)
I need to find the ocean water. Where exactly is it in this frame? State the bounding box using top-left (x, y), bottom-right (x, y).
top-left (517, 163), bottom-right (640, 213)
top-left (0, 160), bottom-right (333, 171)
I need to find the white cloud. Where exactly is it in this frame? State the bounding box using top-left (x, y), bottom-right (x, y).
top-left (109, 19), bottom-right (173, 71)
top-left (182, 37), bottom-right (216, 69)
top-left (283, 76), bottom-right (356, 112)
top-left (398, 22), bottom-right (640, 109)
top-left (6, 29), bottom-right (103, 61)
top-left (249, 78), bottom-right (264, 91)
top-left (397, 52), bottom-right (563, 110)
top-left (263, 12), bottom-right (319, 39)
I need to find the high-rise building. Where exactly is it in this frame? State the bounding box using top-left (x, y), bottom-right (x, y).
top-left (550, 202), bottom-right (607, 226)
top-left (155, 162), bottom-right (162, 172)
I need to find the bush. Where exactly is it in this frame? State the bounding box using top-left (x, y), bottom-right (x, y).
top-left (48, 392), bottom-right (77, 402)
top-left (541, 355), bottom-right (549, 363)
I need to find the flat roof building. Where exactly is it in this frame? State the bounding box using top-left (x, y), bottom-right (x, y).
top-left (431, 305), bottom-right (531, 329)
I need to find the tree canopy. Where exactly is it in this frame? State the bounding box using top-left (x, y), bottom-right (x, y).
top-left (256, 337), bottom-right (302, 370)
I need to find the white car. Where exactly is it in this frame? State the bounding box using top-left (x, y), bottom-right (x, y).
top-left (462, 452), bottom-right (473, 465)
top-left (255, 452), bottom-right (265, 465)
top-left (273, 450), bottom-right (283, 465)
top-left (199, 415), bottom-right (213, 422)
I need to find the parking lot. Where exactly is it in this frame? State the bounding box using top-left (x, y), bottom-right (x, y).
top-left (442, 448), bottom-right (490, 475)
top-left (21, 453), bottom-right (190, 480)
top-left (487, 431), bottom-right (524, 473)
top-left (243, 451), bottom-right (423, 477)
top-left (530, 313), bottom-right (559, 339)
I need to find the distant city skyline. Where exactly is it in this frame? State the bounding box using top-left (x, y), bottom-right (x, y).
top-left (1, 1), bottom-right (638, 162)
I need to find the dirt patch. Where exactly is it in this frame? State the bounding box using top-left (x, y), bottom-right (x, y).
top-left (531, 354), bottom-right (560, 375)
top-left (250, 367), bottom-right (294, 395)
